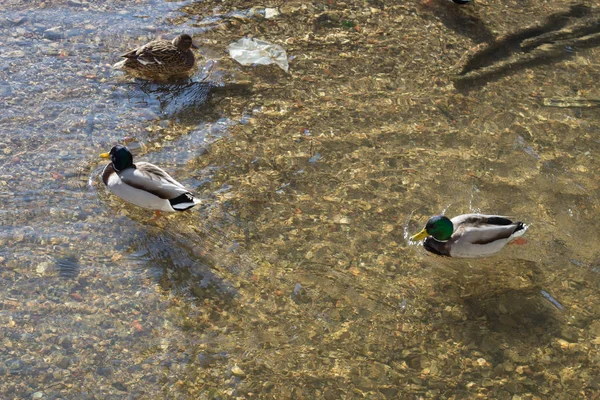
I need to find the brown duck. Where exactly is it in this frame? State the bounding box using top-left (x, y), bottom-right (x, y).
top-left (113, 34), bottom-right (198, 75)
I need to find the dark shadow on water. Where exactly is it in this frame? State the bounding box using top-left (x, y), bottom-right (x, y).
top-left (461, 4), bottom-right (593, 74)
top-left (454, 4), bottom-right (600, 90)
top-left (427, 259), bottom-right (568, 370)
top-left (121, 75), bottom-right (252, 125)
top-left (135, 79), bottom-right (213, 120)
top-left (131, 227), bottom-right (241, 308)
top-left (461, 287), bottom-right (562, 336)
top-left (55, 255), bottom-right (81, 280)
top-left (427, 1), bottom-right (495, 44)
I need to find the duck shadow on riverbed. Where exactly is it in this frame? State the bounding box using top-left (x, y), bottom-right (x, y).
top-left (127, 223), bottom-right (246, 312)
top-left (115, 63), bottom-right (252, 124)
top-left (135, 79), bottom-right (213, 119)
top-left (427, 258), bottom-right (568, 352)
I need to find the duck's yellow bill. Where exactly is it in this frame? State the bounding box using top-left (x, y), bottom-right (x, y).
top-left (99, 152), bottom-right (110, 159)
top-left (410, 228), bottom-right (429, 241)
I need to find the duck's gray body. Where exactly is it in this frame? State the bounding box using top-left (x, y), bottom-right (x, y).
top-left (424, 214), bottom-right (527, 258)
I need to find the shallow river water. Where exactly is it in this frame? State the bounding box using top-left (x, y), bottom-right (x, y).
top-left (1, 0), bottom-right (600, 398)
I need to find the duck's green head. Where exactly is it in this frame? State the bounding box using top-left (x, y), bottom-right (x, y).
top-left (411, 215), bottom-right (454, 241)
top-left (173, 34), bottom-right (198, 51)
top-left (100, 145), bottom-right (134, 172)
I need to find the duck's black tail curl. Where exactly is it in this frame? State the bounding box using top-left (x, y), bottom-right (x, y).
top-left (514, 221), bottom-right (526, 233)
top-left (170, 192), bottom-right (200, 211)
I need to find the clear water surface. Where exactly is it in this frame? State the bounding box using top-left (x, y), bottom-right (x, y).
top-left (1, 0), bottom-right (600, 398)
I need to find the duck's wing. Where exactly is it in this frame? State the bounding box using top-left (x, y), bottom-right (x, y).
top-left (450, 214), bottom-right (515, 228)
top-left (122, 41), bottom-right (177, 65)
top-left (448, 218), bottom-right (526, 258)
top-left (121, 46), bottom-right (141, 59)
top-left (453, 214), bottom-right (523, 244)
top-left (455, 222), bottom-right (522, 245)
top-left (118, 162), bottom-right (189, 200)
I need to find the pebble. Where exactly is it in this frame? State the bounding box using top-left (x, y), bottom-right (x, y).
top-left (6, 358), bottom-right (24, 371)
top-left (43, 27), bottom-right (64, 41)
top-left (111, 382), bottom-right (127, 392)
top-left (482, 378), bottom-right (494, 387)
top-left (589, 321), bottom-right (600, 336)
top-left (36, 261), bottom-right (50, 275)
top-left (97, 367), bottom-right (113, 377)
top-left (58, 336), bottom-right (73, 349)
top-left (231, 365), bottom-right (246, 378)
top-left (476, 358), bottom-right (489, 367)
top-left (332, 215), bottom-right (351, 224)
top-left (559, 327), bottom-right (579, 342)
top-left (556, 339), bottom-right (574, 351)
top-left (56, 357), bottom-right (70, 369)
top-left (352, 375), bottom-right (375, 390)
top-left (2, 50), bottom-right (25, 58)
top-left (11, 16), bottom-right (27, 25)
top-left (265, 8), bottom-right (280, 19)
top-left (32, 392), bottom-right (44, 399)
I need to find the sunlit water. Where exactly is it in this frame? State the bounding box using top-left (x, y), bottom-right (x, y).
top-left (2, 0), bottom-right (600, 398)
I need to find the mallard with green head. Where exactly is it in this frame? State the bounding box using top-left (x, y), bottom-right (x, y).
top-left (100, 145), bottom-right (201, 212)
top-left (410, 214), bottom-right (527, 258)
top-left (113, 34), bottom-right (198, 76)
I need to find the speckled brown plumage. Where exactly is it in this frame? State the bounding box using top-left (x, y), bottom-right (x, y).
top-left (113, 34), bottom-right (197, 75)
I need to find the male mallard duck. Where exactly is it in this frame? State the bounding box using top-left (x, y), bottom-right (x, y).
top-left (113, 34), bottom-right (198, 75)
top-left (100, 145), bottom-right (201, 212)
top-left (410, 214), bottom-right (527, 258)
